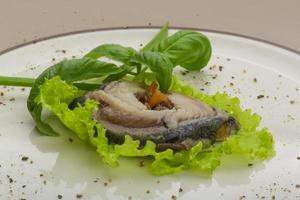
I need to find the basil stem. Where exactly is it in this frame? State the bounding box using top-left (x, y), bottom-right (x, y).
top-left (0, 75), bottom-right (100, 90)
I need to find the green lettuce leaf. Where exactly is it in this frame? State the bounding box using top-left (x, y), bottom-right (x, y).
top-left (36, 76), bottom-right (119, 166)
top-left (37, 76), bottom-right (275, 176)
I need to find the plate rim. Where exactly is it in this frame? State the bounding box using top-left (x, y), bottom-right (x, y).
top-left (0, 26), bottom-right (299, 56)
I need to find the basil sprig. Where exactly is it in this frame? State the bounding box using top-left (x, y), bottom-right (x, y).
top-left (0, 23), bottom-right (212, 136)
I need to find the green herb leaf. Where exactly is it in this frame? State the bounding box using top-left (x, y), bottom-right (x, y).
top-left (132, 52), bottom-right (173, 91)
top-left (85, 44), bottom-right (137, 63)
top-left (27, 58), bottom-right (122, 136)
top-left (142, 22), bottom-right (169, 51)
top-left (152, 31), bottom-right (212, 71)
top-left (103, 65), bottom-right (135, 83)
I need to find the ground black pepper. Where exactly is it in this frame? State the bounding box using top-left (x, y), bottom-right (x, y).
top-left (257, 95), bottom-right (264, 99)
top-left (139, 160), bottom-right (145, 167)
top-left (21, 156), bottom-right (29, 161)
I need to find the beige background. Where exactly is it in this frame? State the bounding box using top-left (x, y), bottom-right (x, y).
top-left (0, 0), bottom-right (299, 52)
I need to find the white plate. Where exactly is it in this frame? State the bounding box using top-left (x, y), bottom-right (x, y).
top-left (0, 28), bottom-right (299, 200)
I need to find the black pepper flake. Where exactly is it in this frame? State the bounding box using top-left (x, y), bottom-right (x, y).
top-left (139, 43), bottom-right (143, 47)
top-left (9, 98), bottom-right (15, 101)
top-left (248, 163), bottom-right (253, 167)
top-left (253, 78), bottom-right (257, 83)
top-left (21, 156), bottom-right (29, 161)
top-left (148, 22), bottom-right (152, 26)
top-left (296, 184), bottom-right (300, 188)
top-left (179, 188), bottom-right (183, 192)
top-left (72, 56), bottom-right (76, 58)
top-left (257, 95), bottom-right (264, 99)
top-left (139, 160), bottom-right (145, 167)
top-left (0, 92), bottom-right (4, 96)
top-left (52, 58), bottom-right (56, 61)
top-left (76, 194), bottom-right (83, 198)
top-left (146, 190), bottom-right (150, 194)
top-left (226, 58), bottom-right (231, 61)
top-left (272, 195), bottom-right (275, 200)
top-left (43, 180), bottom-right (47, 185)
top-left (30, 160), bottom-right (33, 164)
top-left (7, 175), bottom-right (13, 183)
top-left (218, 66), bottom-right (223, 72)
top-left (180, 71), bottom-right (187, 76)
top-left (231, 76), bottom-right (235, 79)
top-left (93, 178), bottom-right (100, 183)
top-left (104, 182), bottom-right (108, 186)
top-left (40, 173), bottom-right (44, 177)
top-left (212, 75), bottom-right (217, 79)
top-left (239, 195), bottom-right (246, 200)
top-left (22, 185), bottom-right (26, 188)
top-left (57, 194), bottom-right (63, 199)
top-left (62, 50), bottom-right (66, 54)
top-left (229, 82), bottom-right (234, 86)
top-left (297, 157), bottom-right (300, 160)
top-left (171, 195), bottom-right (177, 200)
top-left (68, 137), bottom-right (73, 143)
top-left (290, 100), bottom-right (295, 104)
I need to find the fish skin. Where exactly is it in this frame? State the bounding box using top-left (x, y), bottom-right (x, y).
top-left (104, 110), bottom-right (239, 146)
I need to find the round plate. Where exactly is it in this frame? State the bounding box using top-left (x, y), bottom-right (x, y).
top-left (0, 28), bottom-right (299, 200)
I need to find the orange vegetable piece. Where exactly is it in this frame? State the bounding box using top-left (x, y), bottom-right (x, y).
top-left (147, 82), bottom-right (171, 109)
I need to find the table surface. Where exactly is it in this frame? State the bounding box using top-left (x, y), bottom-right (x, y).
top-left (0, 0), bottom-right (299, 53)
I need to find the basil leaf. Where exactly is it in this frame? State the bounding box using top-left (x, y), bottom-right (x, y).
top-left (103, 65), bottom-right (135, 83)
top-left (152, 31), bottom-right (212, 71)
top-left (132, 52), bottom-right (173, 91)
top-left (27, 58), bottom-right (122, 136)
top-left (142, 22), bottom-right (169, 52)
top-left (85, 44), bottom-right (137, 63)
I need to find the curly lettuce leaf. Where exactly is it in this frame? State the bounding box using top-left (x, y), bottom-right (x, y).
top-left (36, 76), bottom-right (119, 166)
top-left (170, 77), bottom-right (275, 160)
top-left (37, 76), bottom-right (275, 176)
